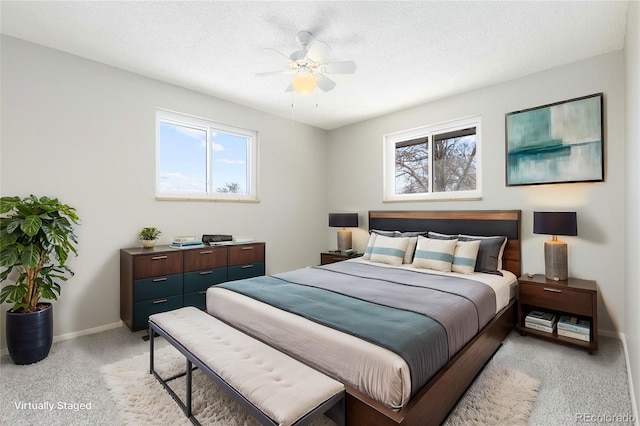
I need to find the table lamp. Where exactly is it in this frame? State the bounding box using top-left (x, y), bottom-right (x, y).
top-left (533, 211), bottom-right (577, 281)
top-left (329, 213), bottom-right (359, 252)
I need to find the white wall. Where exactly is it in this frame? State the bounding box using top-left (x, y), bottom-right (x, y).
top-left (327, 50), bottom-right (626, 335)
top-left (625, 0), bottom-right (640, 417)
top-left (0, 36), bottom-right (328, 348)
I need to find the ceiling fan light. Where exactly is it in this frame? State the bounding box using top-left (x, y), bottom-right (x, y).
top-left (292, 75), bottom-right (317, 95)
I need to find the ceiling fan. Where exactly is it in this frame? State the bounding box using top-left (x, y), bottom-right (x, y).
top-left (257, 31), bottom-right (357, 95)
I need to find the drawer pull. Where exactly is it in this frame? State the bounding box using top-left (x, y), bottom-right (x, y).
top-left (199, 271), bottom-right (213, 275)
top-left (199, 250), bottom-right (213, 255)
top-left (151, 255), bottom-right (168, 260)
top-left (198, 291), bottom-right (207, 295)
top-left (241, 247), bottom-right (254, 250)
top-left (241, 265), bottom-right (253, 269)
top-left (152, 299), bottom-right (168, 304)
top-left (543, 287), bottom-right (562, 293)
top-left (331, 257), bottom-right (343, 261)
top-left (152, 277), bottom-right (168, 282)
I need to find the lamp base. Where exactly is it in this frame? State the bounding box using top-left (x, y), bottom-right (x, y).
top-left (337, 230), bottom-right (352, 252)
top-left (544, 240), bottom-right (568, 281)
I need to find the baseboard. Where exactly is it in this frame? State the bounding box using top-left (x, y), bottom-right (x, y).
top-left (52, 320), bottom-right (124, 344)
top-left (1, 321), bottom-right (124, 357)
top-left (601, 330), bottom-right (639, 425)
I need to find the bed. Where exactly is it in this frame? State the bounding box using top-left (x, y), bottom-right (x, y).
top-left (206, 210), bottom-right (521, 426)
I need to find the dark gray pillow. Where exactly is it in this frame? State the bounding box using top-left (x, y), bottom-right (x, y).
top-left (371, 229), bottom-right (400, 237)
top-left (457, 235), bottom-right (507, 276)
top-left (427, 231), bottom-right (457, 240)
top-left (399, 231), bottom-right (429, 238)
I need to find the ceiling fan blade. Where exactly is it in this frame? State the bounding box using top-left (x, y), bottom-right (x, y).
top-left (285, 83), bottom-right (295, 92)
top-left (262, 48), bottom-right (292, 62)
top-left (306, 39), bottom-right (331, 63)
top-left (316, 74), bottom-right (336, 92)
top-left (256, 68), bottom-right (295, 77)
top-left (322, 61), bottom-right (357, 74)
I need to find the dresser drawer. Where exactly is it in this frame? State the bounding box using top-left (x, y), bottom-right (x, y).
top-left (228, 243), bottom-right (265, 266)
top-left (183, 291), bottom-right (208, 310)
top-left (134, 273), bottom-right (183, 302)
top-left (184, 268), bottom-right (227, 293)
top-left (519, 282), bottom-right (593, 316)
top-left (183, 247), bottom-right (228, 272)
top-left (228, 262), bottom-right (265, 281)
top-left (134, 252), bottom-right (183, 279)
top-left (133, 294), bottom-right (183, 330)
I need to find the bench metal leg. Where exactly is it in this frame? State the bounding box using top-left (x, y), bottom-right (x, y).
top-left (186, 358), bottom-right (193, 418)
top-left (149, 326), bottom-right (154, 374)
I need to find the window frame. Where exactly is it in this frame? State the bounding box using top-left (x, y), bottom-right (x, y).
top-left (155, 109), bottom-right (258, 202)
top-left (383, 115), bottom-right (482, 202)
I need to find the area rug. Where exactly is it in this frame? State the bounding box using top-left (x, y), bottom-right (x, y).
top-left (101, 345), bottom-right (539, 425)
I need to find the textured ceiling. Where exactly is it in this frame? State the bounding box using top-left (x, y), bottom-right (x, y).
top-left (0, 1), bottom-right (629, 130)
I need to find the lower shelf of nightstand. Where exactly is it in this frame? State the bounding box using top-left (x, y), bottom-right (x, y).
top-left (517, 325), bottom-right (598, 353)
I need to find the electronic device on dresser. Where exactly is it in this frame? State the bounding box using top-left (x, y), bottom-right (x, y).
top-left (202, 234), bottom-right (233, 245)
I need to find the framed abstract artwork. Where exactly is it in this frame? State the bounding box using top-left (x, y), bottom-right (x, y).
top-left (505, 93), bottom-right (604, 186)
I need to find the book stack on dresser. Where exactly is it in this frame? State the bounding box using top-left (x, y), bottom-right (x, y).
top-left (524, 310), bottom-right (557, 333)
top-left (557, 315), bottom-right (591, 342)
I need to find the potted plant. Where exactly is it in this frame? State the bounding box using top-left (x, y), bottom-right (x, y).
top-left (0, 195), bottom-right (79, 364)
top-left (139, 227), bottom-right (161, 248)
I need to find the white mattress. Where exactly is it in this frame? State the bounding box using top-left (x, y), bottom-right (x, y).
top-left (206, 262), bottom-right (516, 410)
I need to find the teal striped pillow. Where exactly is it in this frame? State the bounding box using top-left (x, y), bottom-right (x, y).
top-left (370, 234), bottom-right (410, 266)
top-left (413, 236), bottom-right (458, 272)
top-left (363, 230), bottom-right (399, 260)
top-left (452, 240), bottom-right (481, 274)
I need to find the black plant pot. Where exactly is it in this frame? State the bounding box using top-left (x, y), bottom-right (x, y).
top-left (6, 303), bottom-right (53, 365)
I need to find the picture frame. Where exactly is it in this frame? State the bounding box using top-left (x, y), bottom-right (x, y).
top-left (505, 93), bottom-right (604, 186)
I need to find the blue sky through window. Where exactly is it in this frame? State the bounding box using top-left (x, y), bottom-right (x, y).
top-left (158, 121), bottom-right (248, 194)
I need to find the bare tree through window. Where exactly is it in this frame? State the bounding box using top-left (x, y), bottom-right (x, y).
top-left (393, 127), bottom-right (477, 195)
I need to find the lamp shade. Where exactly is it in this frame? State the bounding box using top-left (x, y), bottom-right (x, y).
top-left (329, 213), bottom-right (358, 228)
top-left (533, 212), bottom-right (577, 236)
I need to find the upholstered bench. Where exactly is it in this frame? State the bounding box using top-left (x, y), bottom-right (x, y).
top-left (148, 307), bottom-right (345, 426)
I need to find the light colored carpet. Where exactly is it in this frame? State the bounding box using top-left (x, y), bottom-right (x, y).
top-left (101, 344), bottom-right (539, 426)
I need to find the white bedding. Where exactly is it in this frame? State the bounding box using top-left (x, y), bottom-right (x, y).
top-left (206, 261), bottom-right (516, 410)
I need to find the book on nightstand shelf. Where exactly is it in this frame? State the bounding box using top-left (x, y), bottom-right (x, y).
top-left (525, 310), bottom-right (557, 327)
top-left (524, 320), bottom-right (555, 334)
top-left (557, 315), bottom-right (591, 334)
top-left (558, 328), bottom-right (591, 342)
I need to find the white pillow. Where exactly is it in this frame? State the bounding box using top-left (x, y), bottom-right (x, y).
top-left (403, 237), bottom-right (418, 264)
top-left (362, 233), bottom-right (377, 260)
top-left (362, 230), bottom-right (399, 260)
top-left (412, 236), bottom-right (458, 272)
top-left (452, 240), bottom-right (481, 274)
top-left (370, 235), bottom-right (410, 266)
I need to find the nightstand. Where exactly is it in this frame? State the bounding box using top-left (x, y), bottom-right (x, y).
top-left (320, 251), bottom-right (361, 265)
top-left (517, 274), bottom-right (598, 353)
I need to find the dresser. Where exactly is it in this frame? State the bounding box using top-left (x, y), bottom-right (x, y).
top-left (120, 243), bottom-right (265, 331)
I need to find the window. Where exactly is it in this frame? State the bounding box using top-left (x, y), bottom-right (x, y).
top-left (156, 110), bottom-right (257, 201)
top-left (383, 116), bottom-right (481, 201)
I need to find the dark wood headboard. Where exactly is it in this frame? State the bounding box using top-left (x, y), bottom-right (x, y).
top-left (368, 210), bottom-right (522, 277)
